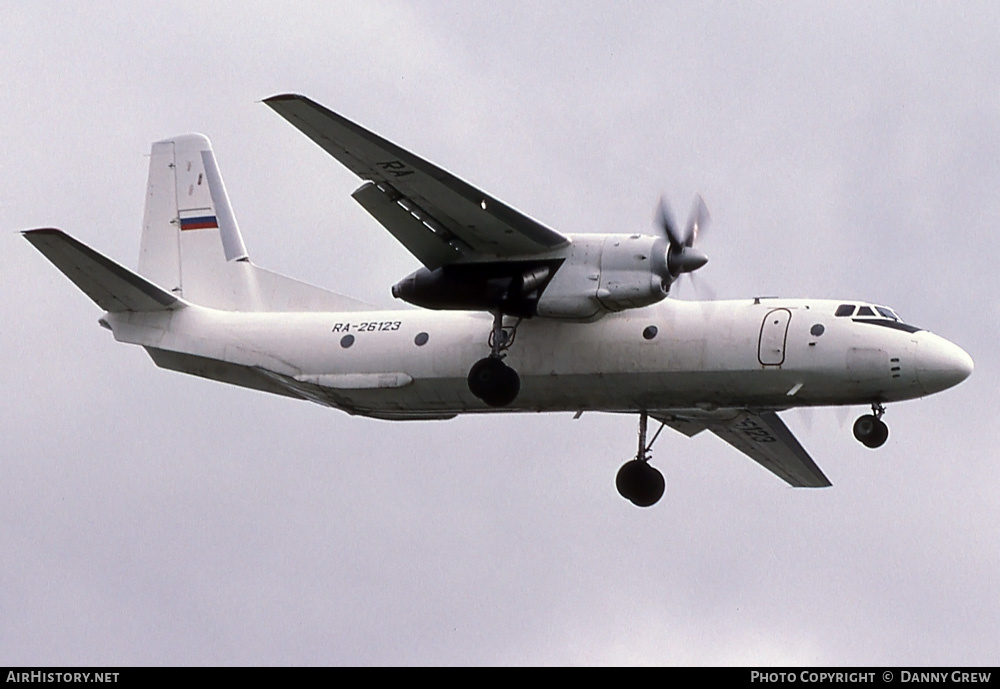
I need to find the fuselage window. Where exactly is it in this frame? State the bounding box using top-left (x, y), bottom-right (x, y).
top-left (856, 306), bottom-right (875, 317)
top-left (835, 304), bottom-right (855, 317)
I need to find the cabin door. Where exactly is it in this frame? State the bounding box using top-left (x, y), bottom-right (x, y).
top-left (758, 308), bottom-right (791, 366)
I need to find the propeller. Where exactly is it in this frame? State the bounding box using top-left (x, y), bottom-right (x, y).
top-left (654, 194), bottom-right (711, 294)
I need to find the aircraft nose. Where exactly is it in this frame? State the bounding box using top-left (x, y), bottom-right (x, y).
top-left (914, 333), bottom-right (974, 395)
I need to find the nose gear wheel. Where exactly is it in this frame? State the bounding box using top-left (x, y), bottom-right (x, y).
top-left (853, 403), bottom-right (889, 448)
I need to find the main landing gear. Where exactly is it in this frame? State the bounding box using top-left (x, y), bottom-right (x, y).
top-left (853, 403), bottom-right (889, 449)
top-left (467, 312), bottom-right (521, 407)
top-left (616, 412), bottom-right (667, 507)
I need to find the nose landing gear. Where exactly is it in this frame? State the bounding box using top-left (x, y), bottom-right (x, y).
top-left (853, 403), bottom-right (889, 448)
top-left (467, 312), bottom-right (521, 407)
top-left (616, 412), bottom-right (666, 507)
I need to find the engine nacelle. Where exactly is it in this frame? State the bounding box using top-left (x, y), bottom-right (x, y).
top-left (391, 233), bottom-right (671, 321)
top-left (535, 234), bottom-right (669, 320)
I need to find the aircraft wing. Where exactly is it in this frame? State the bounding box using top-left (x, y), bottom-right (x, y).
top-left (654, 410), bottom-right (832, 488)
top-left (264, 94), bottom-right (570, 270)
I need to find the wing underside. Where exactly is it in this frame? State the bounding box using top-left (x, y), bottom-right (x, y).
top-left (264, 94), bottom-right (569, 269)
top-left (654, 409), bottom-right (832, 488)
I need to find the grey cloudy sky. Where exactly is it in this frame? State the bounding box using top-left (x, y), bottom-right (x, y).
top-left (2, 2), bottom-right (997, 665)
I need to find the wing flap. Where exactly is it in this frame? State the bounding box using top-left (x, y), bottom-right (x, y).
top-left (351, 181), bottom-right (468, 269)
top-left (656, 409), bottom-right (832, 487)
top-left (264, 94), bottom-right (570, 266)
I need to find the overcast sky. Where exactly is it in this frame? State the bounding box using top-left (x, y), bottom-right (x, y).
top-left (2, 2), bottom-right (997, 666)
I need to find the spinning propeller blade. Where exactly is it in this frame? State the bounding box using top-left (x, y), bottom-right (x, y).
top-left (654, 194), bottom-right (712, 292)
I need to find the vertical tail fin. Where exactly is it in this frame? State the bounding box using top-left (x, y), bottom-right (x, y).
top-left (139, 134), bottom-right (248, 307)
top-left (138, 135), bottom-right (369, 313)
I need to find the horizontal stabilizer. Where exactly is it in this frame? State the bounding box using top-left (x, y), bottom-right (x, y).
top-left (23, 228), bottom-right (184, 312)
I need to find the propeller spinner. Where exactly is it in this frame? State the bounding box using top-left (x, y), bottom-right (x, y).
top-left (654, 195), bottom-right (711, 295)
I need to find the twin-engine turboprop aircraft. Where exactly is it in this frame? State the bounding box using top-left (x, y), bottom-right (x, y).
top-left (24, 94), bottom-right (973, 507)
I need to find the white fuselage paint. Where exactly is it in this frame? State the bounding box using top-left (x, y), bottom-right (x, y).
top-left (105, 297), bottom-right (969, 420)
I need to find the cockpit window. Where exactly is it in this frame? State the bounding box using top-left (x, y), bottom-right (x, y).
top-left (844, 302), bottom-right (920, 332)
top-left (876, 306), bottom-right (899, 321)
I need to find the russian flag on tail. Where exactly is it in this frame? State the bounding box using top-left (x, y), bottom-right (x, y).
top-left (179, 210), bottom-right (219, 231)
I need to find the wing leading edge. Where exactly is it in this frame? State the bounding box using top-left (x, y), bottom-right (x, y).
top-left (263, 94), bottom-right (569, 270)
top-left (655, 410), bottom-right (832, 488)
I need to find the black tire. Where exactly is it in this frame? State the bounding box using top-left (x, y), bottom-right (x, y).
top-left (853, 414), bottom-right (889, 448)
top-left (467, 357), bottom-right (520, 407)
top-left (616, 460), bottom-right (665, 507)
top-left (853, 414), bottom-right (875, 442)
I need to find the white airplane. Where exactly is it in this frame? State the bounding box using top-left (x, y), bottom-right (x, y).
top-left (24, 94), bottom-right (973, 507)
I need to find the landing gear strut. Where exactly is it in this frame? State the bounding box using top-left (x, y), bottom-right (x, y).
top-left (616, 412), bottom-right (666, 507)
top-left (467, 312), bottom-right (521, 407)
top-left (853, 403), bottom-right (889, 449)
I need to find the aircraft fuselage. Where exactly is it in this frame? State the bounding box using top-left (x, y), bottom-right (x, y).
top-left (106, 296), bottom-right (972, 421)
